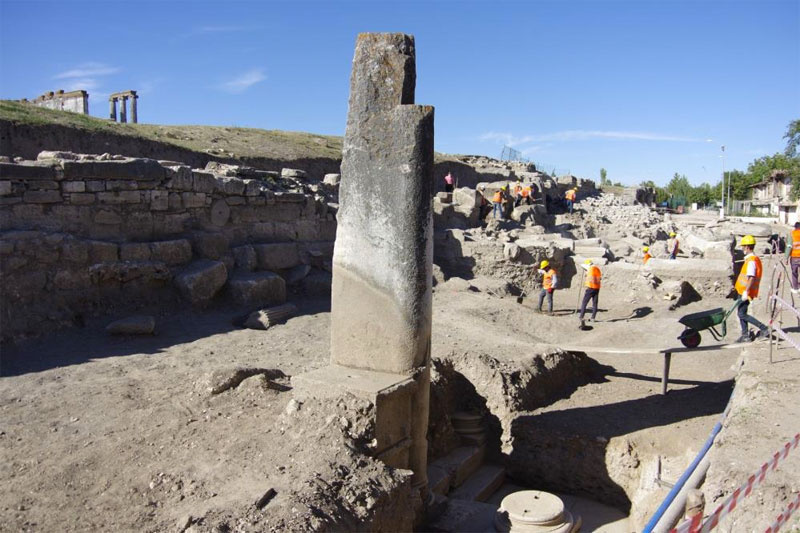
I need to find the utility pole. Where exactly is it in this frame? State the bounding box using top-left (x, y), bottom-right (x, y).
top-left (723, 146), bottom-right (730, 215)
top-left (721, 145), bottom-right (726, 217)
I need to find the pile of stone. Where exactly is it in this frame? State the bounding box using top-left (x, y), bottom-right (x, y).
top-left (573, 193), bottom-right (673, 241)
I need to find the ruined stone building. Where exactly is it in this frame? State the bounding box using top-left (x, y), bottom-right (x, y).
top-left (24, 90), bottom-right (89, 115)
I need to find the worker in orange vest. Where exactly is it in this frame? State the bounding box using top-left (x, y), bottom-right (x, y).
top-left (735, 235), bottom-right (768, 342)
top-left (668, 232), bottom-right (679, 260)
top-left (643, 246), bottom-right (652, 264)
top-left (537, 260), bottom-right (558, 314)
top-left (565, 187), bottom-right (577, 214)
top-left (513, 179), bottom-right (523, 207)
top-left (520, 185), bottom-right (532, 205)
top-left (492, 187), bottom-right (505, 219)
top-left (579, 258), bottom-right (601, 322)
top-left (785, 222), bottom-right (800, 293)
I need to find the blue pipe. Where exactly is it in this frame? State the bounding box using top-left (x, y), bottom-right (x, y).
top-left (642, 420), bottom-right (723, 532)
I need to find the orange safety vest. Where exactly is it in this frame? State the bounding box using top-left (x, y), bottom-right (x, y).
top-left (521, 186), bottom-right (531, 198)
top-left (735, 254), bottom-right (762, 298)
top-left (643, 253), bottom-right (651, 264)
top-left (585, 265), bottom-right (601, 289)
top-left (565, 190), bottom-right (576, 201)
top-left (543, 269), bottom-right (557, 290)
top-left (492, 191), bottom-right (503, 203)
top-left (792, 229), bottom-right (800, 258)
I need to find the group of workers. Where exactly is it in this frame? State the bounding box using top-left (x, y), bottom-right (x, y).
top-left (640, 232), bottom-right (680, 264)
top-left (532, 231), bottom-right (772, 343)
top-left (483, 179), bottom-right (539, 220)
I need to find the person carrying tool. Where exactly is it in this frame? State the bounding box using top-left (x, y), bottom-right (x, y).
top-left (643, 246), bottom-right (652, 264)
top-left (785, 222), bottom-right (800, 294)
top-left (668, 232), bottom-right (680, 260)
top-left (565, 187), bottom-right (577, 214)
top-left (735, 235), bottom-right (769, 343)
top-left (537, 260), bottom-right (558, 314)
top-left (579, 258), bottom-right (601, 322)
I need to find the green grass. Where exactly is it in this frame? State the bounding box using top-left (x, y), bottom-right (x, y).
top-left (0, 100), bottom-right (344, 161)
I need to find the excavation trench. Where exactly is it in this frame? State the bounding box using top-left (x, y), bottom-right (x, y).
top-left (425, 347), bottom-right (735, 531)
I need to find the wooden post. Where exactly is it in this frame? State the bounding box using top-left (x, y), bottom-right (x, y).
top-left (662, 351), bottom-right (672, 395)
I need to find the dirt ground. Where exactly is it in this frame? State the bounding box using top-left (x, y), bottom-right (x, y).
top-left (1, 273), bottom-right (798, 531)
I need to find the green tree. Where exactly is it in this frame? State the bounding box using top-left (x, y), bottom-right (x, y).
top-left (640, 180), bottom-right (669, 204)
top-left (784, 119), bottom-right (800, 157)
top-left (600, 168), bottom-right (608, 186)
top-left (666, 173), bottom-right (692, 203)
top-left (742, 153), bottom-right (800, 200)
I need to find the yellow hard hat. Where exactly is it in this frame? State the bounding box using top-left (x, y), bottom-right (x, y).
top-left (740, 235), bottom-right (756, 246)
top-left (643, 246), bottom-right (649, 252)
top-left (584, 259), bottom-right (593, 265)
top-left (501, 185), bottom-right (507, 190)
top-left (669, 232), bottom-right (676, 237)
top-left (540, 260), bottom-right (549, 269)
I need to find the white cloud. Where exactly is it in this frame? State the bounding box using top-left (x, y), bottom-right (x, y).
top-left (481, 130), bottom-right (710, 146)
top-left (60, 78), bottom-right (99, 92)
top-left (54, 62), bottom-right (120, 80)
top-left (219, 68), bottom-right (266, 94)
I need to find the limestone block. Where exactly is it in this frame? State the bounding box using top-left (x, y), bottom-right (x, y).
top-left (191, 231), bottom-right (230, 260)
top-left (192, 171), bottom-right (217, 193)
top-left (61, 159), bottom-right (165, 181)
top-left (281, 168), bottom-right (307, 178)
top-left (296, 220), bottom-right (320, 241)
top-left (23, 190), bottom-right (62, 203)
top-left (181, 192), bottom-right (206, 209)
top-left (248, 196), bottom-right (266, 206)
top-left (37, 150), bottom-right (79, 161)
top-left (62, 181), bottom-right (86, 193)
top-left (0, 162), bottom-right (56, 180)
top-left (292, 364), bottom-right (416, 464)
top-left (88, 240), bottom-right (118, 262)
top-left (254, 243), bottom-right (301, 270)
top-left (150, 239), bottom-right (192, 266)
top-left (88, 261), bottom-right (170, 286)
top-left (267, 202), bottom-right (303, 221)
top-left (174, 260), bottom-right (228, 306)
top-left (28, 180), bottom-right (59, 190)
top-left (0, 240), bottom-right (13, 255)
top-left (120, 243), bottom-right (152, 261)
top-left (244, 179), bottom-right (262, 196)
top-left (227, 271), bottom-right (287, 306)
top-left (168, 193), bottom-right (182, 210)
top-left (136, 180), bottom-right (158, 190)
top-left (226, 196), bottom-right (246, 206)
top-left (61, 239), bottom-right (90, 263)
top-left (232, 245), bottom-right (257, 271)
top-left (251, 222), bottom-right (275, 241)
top-left (94, 210), bottom-right (122, 225)
top-left (150, 190), bottom-right (169, 211)
top-left (0, 181), bottom-right (11, 196)
top-left (106, 180), bottom-right (138, 191)
top-left (158, 213), bottom-right (190, 235)
top-left (453, 188), bottom-right (479, 209)
top-left (215, 176), bottom-right (245, 196)
top-left (274, 192), bottom-right (306, 203)
top-left (303, 270), bottom-right (333, 297)
top-left (86, 181), bottom-right (105, 192)
top-left (106, 315), bottom-right (156, 335)
top-left (323, 173), bottom-right (341, 186)
top-left (53, 268), bottom-right (91, 290)
top-left (97, 191), bottom-right (141, 204)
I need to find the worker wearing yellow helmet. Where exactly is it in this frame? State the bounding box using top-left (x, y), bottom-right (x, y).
top-left (537, 259), bottom-right (558, 314)
top-left (579, 258), bottom-right (601, 324)
top-left (643, 246), bottom-right (652, 264)
top-left (734, 235), bottom-right (768, 342)
top-left (668, 232), bottom-right (679, 260)
top-left (565, 187), bottom-right (577, 214)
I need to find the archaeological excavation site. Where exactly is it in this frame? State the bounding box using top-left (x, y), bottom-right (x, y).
top-left (1, 33), bottom-right (798, 533)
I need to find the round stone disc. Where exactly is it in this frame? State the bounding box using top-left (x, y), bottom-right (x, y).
top-left (500, 490), bottom-right (565, 526)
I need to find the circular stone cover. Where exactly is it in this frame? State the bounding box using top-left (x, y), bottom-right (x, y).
top-left (501, 490), bottom-right (565, 526)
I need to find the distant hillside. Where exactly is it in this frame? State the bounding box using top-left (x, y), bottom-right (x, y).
top-left (0, 100), bottom-right (344, 178)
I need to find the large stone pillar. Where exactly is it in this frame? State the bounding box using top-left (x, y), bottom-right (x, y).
top-left (109, 98), bottom-right (116, 121)
top-left (130, 93), bottom-right (138, 123)
top-left (332, 32), bottom-right (434, 495)
top-left (119, 96), bottom-right (127, 123)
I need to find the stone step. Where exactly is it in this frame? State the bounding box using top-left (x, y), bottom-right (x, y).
top-left (429, 445), bottom-right (485, 489)
top-left (449, 464), bottom-right (506, 502)
top-left (428, 464), bottom-right (453, 496)
top-left (573, 245), bottom-right (608, 257)
top-left (425, 498), bottom-right (499, 532)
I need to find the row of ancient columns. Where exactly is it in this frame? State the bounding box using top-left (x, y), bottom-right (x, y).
top-left (109, 90), bottom-right (138, 123)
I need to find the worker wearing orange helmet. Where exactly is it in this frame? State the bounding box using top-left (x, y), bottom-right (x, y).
top-left (735, 235), bottom-right (768, 342)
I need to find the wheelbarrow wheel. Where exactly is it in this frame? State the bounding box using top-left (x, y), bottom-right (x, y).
top-left (679, 328), bottom-right (701, 348)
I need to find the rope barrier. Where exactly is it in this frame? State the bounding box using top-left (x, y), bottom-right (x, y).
top-left (669, 433), bottom-right (800, 533)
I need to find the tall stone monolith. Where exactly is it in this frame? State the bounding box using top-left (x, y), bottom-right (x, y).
top-left (332, 32), bottom-right (434, 496)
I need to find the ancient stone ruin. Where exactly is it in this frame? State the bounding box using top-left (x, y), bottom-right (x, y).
top-left (109, 90), bottom-right (138, 123)
top-left (294, 32), bottom-right (435, 513)
top-left (23, 90), bottom-right (89, 115)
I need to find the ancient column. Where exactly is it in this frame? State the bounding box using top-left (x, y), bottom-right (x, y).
top-left (130, 93), bottom-right (138, 124)
top-left (119, 96), bottom-right (127, 123)
top-left (109, 97), bottom-right (117, 121)
top-left (332, 32), bottom-right (434, 498)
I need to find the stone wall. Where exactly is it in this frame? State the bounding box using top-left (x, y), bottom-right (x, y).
top-left (0, 152), bottom-right (337, 341)
top-left (27, 90), bottom-right (89, 115)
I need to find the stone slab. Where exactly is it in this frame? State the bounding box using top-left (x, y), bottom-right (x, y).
top-left (227, 271), bottom-right (286, 306)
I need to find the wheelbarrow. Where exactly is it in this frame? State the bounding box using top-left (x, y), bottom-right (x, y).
top-left (677, 299), bottom-right (741, 348)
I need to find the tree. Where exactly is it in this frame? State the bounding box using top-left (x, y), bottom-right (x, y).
top-left (784, 119), bottom-right (800, 157)
top-left (600, 168), bottom-right (608, 186)
top-left (666, 173), bottom-right (692, 202)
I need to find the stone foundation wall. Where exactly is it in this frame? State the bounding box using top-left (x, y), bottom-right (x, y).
top-left (0, 152), bottom-right (337, 341)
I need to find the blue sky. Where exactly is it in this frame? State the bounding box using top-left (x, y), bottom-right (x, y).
top-left (1, 0), bottom-right (798, 186)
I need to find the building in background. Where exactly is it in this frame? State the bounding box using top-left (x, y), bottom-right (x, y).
top-left (23, 90), bottom-right (89, 115)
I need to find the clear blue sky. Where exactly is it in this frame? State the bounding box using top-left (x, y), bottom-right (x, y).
top-left (1, 0), bottom-right (798, 186)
